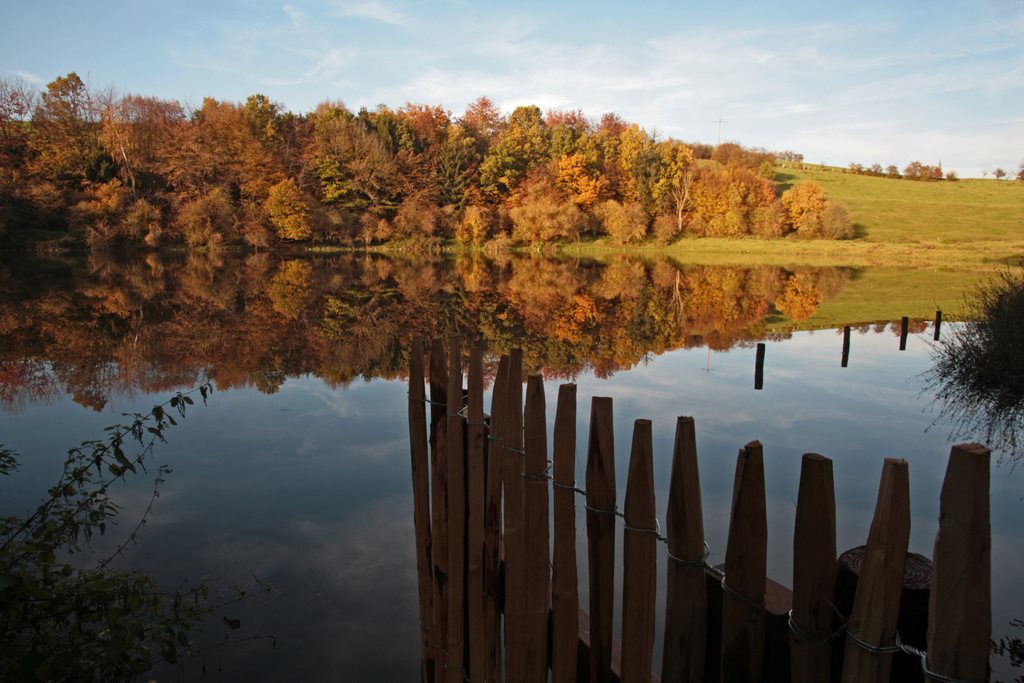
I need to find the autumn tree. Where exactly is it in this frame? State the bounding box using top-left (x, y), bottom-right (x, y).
top-left (508, 178), bottom-right (584, 244)
top-left (652, 139), bottom-right (695, 234)
top-left (780, 180), bottom-right (852, 239)
top-left (479, 105), bottom-right (547, 198)
top-left (617, 124), bottom-right (658, 213)
top-left (556, 151), bottom-right (606, 208)
top-left (453, 205), bottom-right (490, 246)
top-left (687, 167), bottom-right (781, 237)
top-left (311, 103), bottom-right (402, 215)
top-left (266, 178), bottom-right (311, 240)
top-left (595, 199), bottom-right (647, 244)
top-left (99, 94), bottom-right (184, 200)
top-left (994, 167), bottom-right (1007, 180)
top-left (30, 72), bottom-right (105, 186)
top-left (460, 96), bottom-right (503, 155)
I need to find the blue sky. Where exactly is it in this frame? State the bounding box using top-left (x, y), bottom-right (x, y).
top-left (2, 0), bottom-right (1022, 177)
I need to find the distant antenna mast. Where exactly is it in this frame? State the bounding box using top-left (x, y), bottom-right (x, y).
top-left (712, 118), bottom-right (728, 146)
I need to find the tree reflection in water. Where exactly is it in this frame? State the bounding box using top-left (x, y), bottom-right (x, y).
top-left (0, 250), bottom-right (852, 411)
top-left (923, 270), bottom-right (1024, 465)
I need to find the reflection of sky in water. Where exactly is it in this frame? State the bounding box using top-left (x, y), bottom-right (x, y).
top-left (1, 325), bottom-right (1021, 679)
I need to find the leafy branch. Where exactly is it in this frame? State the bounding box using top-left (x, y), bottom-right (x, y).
top-left (0, 382), bottom-right (271, 682)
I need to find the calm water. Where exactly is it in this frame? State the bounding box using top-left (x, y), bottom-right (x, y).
top-left (0, 252), bottom-right (1020, 681)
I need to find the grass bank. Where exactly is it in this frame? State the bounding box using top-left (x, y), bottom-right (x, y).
top-left (562, 167), bottom-right (1024, 269)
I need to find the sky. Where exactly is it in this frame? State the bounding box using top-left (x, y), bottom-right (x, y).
top-left (1, 0), bottom-right (1022, 177)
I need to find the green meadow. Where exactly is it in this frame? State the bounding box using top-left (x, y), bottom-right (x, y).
top-left (565, 166), bottom-right (1024, 324)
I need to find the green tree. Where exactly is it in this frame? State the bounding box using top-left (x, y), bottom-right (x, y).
top-left (479, 105), bottom-right (547, 198)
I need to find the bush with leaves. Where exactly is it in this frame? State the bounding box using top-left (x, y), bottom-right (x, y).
top-left (922, 270), bottom-right (1024, 463)
top-left (0, 385), bottom-right (266, 682)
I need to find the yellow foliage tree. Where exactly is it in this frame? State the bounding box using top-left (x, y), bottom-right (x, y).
top-left (266, 178), bottom-right (311, 241)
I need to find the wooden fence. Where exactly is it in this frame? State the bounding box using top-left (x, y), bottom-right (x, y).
top-left (407, 338), bottom-right (991, 683)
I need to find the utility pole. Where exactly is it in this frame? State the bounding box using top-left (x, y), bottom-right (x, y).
top-left (712, 118), bottom-right (728, 146)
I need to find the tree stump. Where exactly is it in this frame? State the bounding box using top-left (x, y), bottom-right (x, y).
top-left (834, 545), bottom-right (931, 683)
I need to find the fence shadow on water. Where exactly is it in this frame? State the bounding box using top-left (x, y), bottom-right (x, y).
top-left (407, 337), bottom-right (991, 683)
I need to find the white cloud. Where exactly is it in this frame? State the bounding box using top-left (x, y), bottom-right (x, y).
top-left (1, 68), bottom-right (43, 83)
top-left (333, 1), bottom-right (414, 28)
top-left (283, 3), bottom-right (306, 27)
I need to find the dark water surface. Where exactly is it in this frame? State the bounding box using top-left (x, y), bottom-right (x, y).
top-left (1, 252), bottom-right (1020, 680)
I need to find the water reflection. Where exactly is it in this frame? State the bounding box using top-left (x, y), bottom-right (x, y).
top-left (922, 271), bottom-right (1024, 464)
top-left (0, 251), bottom-right (856, 410)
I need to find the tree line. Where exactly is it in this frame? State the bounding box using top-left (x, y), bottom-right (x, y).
top-left (0, 73), bottom-right (852, 250)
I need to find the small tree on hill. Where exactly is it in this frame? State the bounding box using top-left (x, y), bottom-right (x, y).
top-left (994, 167), bottom-right (1007, 180)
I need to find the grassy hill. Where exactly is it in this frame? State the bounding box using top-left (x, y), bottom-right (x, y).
top-left (776, 165), bottom-right (1024, 245)
top-left (562, 166), bottom-right (1023, 323)
top-left (598, 165), bottom-right (1024, 269)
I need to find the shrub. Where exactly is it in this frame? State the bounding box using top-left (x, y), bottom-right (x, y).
top-left (922, 270), bottom-right (1024, 460)
top-left (266, 178), bottom-right (312, 241)
top-left (819, 202), bottom-right (854, 239)
top-left (509, 181), bottom-right (585, 244)
top-left (177, 188), bottom-right (234, 248)
top-left (595, 199), bottom-right (648, 244)
top-left (454, 205), bottom-right (491, 246)
top-left (652, 213), bottom-right (682, 244)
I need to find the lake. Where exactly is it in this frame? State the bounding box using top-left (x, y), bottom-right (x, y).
top-left (0, 251), bottom-right (1020, 681)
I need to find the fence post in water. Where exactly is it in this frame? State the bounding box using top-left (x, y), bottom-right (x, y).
top-left (790, 453), bottom-right (836, 683)
top-left (661, 416), bottom-right (707, 683)
top-left (466, 344), bottom-right (487, 683)
top-left (502, 349), bottom-right (527, 682)
top-left (408, 339), bottom-right (435, 682)
top-left (551, 383), bottom-right (579, 683)
top-left (428, 338), bottom-right (449, 672)
top-left (926, 443), bottom-right (990, 682)
top-left (899, 316), bottom-right (909, 351)
top-left (720, 441), bottom-right (767, 683)
top-left (841, 326), bottom-right (851, 368)
top-left (585, 396), bottom-right (616, 683)
top-left (620, 420), bottom-right (657, 683)
top-left (523, 374), bottom-right (551, 681)
top-left (933, 310), bottom-right (942, 341)
top-left (483, 355), bottom-right (509, 683)
top-left (755, 343), bottom-right (766, 390)
top-left (840, 458), bottom-right (911, 683)
top-left (445, 338), bottom-right (466, 683)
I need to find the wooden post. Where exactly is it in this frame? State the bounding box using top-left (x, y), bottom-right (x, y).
top-left (586, 396), bottom-right (616, 683)
top-left (445, 338), bottom-right (466, 683)
top-left (661, 416), bottom-right (707, 683)
top-left (466, 344), bottom-right (486, 683)
top-left (755, 343), bottom-right (766, 390)
top-left (428, 338), bottom-right (449, 672)
top-left (720, 441), bottom-right (767, 683)
top-left (620, 420), bottom-right (657, 683)
top-left (523, 374), bottom-right (551, 681)
top-left (899, 317), bottom-right (909, 351)
top-left (933, 310), bottom-right (942, 341)
top-left (926, 443), bottom-right (990, 682)
top-left (840, 458), bottom-right (911, 683)
top-left (483, 355), bottom-right (509, 683)
top-left (503, 349), bottom-right (526, 682)
top-left (408, 338), bottom-right (435, 682)
top-left (841, 326), bottom-right (851, 368)
top-left (552, 384), bottom-right (579, 683)
top-left (790, 453), bottom-right (836, 683)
